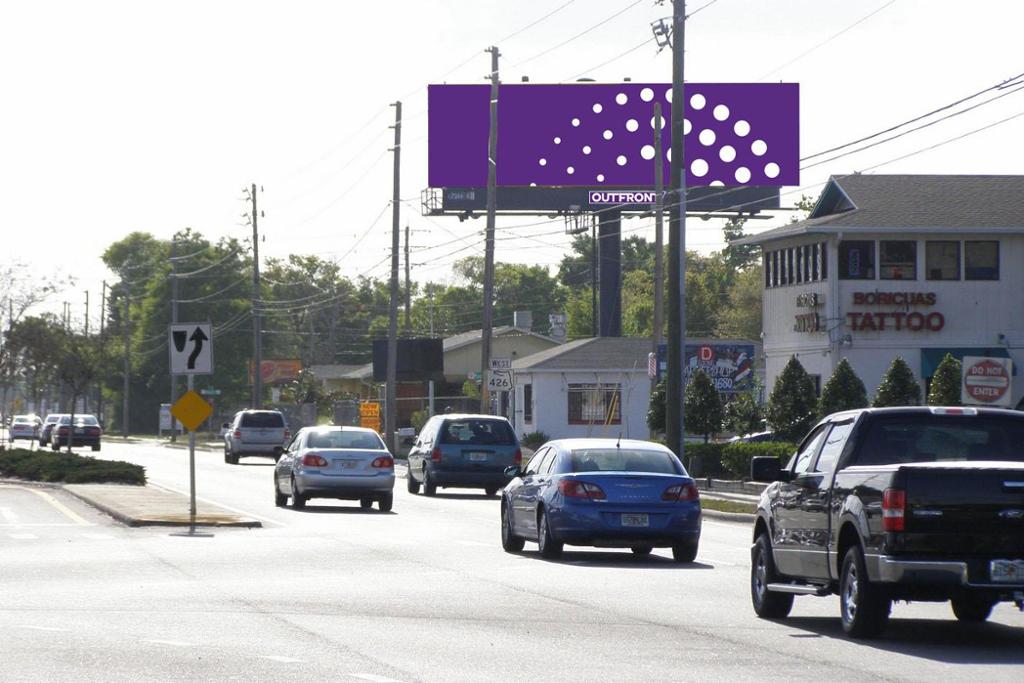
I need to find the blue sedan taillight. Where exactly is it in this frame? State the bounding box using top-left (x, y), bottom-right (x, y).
top-left (662, 483), bottom-right (700, 502)
top-left (558, 480), bottom-right (607, 500)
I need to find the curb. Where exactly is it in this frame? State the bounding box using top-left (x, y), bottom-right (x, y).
top-left (62, 485), bottom-right (262, 529)
top-left (701, 509), bottom-right (755, 524)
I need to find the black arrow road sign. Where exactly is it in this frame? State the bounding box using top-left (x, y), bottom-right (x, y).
top-left (188, 327), bottom-right (208, 370)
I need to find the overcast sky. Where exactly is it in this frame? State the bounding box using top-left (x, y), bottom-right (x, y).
top-left (3, 0), bottom-right (1022, 326)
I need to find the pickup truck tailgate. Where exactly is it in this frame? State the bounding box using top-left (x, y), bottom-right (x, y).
top-left (898, 462), bottom-right (1024, 556)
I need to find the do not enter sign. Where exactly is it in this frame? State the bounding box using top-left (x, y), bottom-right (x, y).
top-left (961, 356), bottom-right (1013, 406)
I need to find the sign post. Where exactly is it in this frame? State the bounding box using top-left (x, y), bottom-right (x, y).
top-left (962, 356), bottom-right (1013, 407)
top-left (168, 323), bottom-right (214, 537)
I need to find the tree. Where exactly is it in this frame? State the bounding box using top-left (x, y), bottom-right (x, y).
top-left (927, 353), bottom-right (962, 406)
top-left (647, 378), bottom-right (666, 433)
top-left (873, 357), bottom-right (921, 407)
top-left (819, 358), bottom-right (868, 417)
top-left (715, 266), bottom-right (763, 340)
top-left (724, 391), bottom-right (764, 436)
top-left (684, 370), bottom-right (724, 442)
top-left (53, 330), bottom-right (111, 452)
top-left (721, 217), bottom-right (759, 271)
top-left (766, 356), bottom-right (818, 441)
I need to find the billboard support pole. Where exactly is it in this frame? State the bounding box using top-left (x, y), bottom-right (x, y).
top-left (480, 46), bottom-right (500, 414)
top-left (666, 0), bottom-right (687, 462)
top-left (652, 100), bottom-right (665, 363)
top-left (250, 184), bottom-right (263, 410)
top-left (386, 101), bottom-right (402, 453)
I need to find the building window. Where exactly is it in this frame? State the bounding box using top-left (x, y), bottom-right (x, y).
top-left (795, 247), bottom-right (802, 283)
top-left (802, 245), bottom-right (811, 282)
top-left (838, 240), bottom-right (875, 279)
top-left (523, 384), bottom-right (533, 423)
top-left (965, 241), bottom-right (999, 280)
top-left (821, 242), bottom-right (828, 279)
top-left (771, 251), bottom-right (779, 287)
top-left (786, 248), bottom-right (794, 285)
top-left (880, 240), bottom-right (916, 280)
top-left (926, 241), bottom-right (960, 280)
top-left (567, 383), bottom-right (621, 425)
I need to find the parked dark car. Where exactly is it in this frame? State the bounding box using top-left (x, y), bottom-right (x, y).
top-left (39, 413), bottom-right (67, 446)
top-left (51, 414), bottom-right (102, 451)
top-left (406, 414), bottom-right (521, 496)
top-left (501, 438), bottom-right (701, 561)
top-left (749, 406), bottom-right (1024, 638)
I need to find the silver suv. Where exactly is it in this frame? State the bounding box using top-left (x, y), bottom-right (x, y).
top-left (224, 410), bottom-right (290, 464)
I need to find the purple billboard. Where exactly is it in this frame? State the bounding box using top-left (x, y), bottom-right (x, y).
top-left (428, 83), bottom-right (798, 188)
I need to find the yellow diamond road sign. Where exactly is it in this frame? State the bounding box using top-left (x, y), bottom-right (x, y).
top-left (171, 390), bottom-right (214, 433)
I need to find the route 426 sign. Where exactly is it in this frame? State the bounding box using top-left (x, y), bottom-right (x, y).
top-left (169, 323), bottom-right (213, 375)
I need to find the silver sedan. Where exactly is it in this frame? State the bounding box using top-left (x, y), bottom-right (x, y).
top-left (274, 426), bottom-right (395, 511)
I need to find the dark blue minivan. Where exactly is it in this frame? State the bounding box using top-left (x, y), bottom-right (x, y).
top-left (406, 414), bottom-right (522, 497)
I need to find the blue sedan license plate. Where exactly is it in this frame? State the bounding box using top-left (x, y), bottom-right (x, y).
top-left (621, 513), bottom-right (649, 527)
top-left (990, 559), bottom-right (1024, 583)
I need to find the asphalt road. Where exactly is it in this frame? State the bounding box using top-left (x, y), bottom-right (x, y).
top-left (2, 438), bottom-right (1023, 682)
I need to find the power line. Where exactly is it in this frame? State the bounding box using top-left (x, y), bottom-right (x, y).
top-left (510, 0), bottom-right (646, 68)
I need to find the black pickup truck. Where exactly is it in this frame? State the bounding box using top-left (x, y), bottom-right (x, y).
top-left (749, 406), bottom-right (1024, 638)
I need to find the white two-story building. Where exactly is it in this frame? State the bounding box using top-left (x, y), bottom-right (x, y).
top-left (737, 174), bottom-right (1024, 410)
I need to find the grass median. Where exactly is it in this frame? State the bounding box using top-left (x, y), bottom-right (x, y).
top-left (0, 447), bottom-right (145, 485)
top-left (700, 497), bottom-right (756, 515)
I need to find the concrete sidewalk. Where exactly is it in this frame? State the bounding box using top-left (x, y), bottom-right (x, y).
top-left (64, 483), bottom-right (261, 528)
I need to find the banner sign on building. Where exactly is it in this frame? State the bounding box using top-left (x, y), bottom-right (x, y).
top-left (428, 83), bottom-right (799, 188)
top-left (657, 343), bottom-right (756, 394)
top-left (249, 359), bottom-right (303, 385)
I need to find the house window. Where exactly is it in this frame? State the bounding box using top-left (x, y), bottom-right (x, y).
top-left (820, 242), bottom-right (828, 279)
top-left (926, 241), bottom-right (960, 280)
top-left (880, 240), bottom-right (916, 280)
top-left (795, 247), bottom-right (803, 284)
top-left (838, 240), bottom-right (875, 279)
top-left (567, 383), bottom-right (621, 425)
top-left (786, 249), bottom-right (794, 285)
top-left (523, 384), bottom-right (533, 423)
top-left (965, 241), bottom-right (999, 280)
top-left (771, 251), bottom-right (779, 287)
top-left (811, 244), bottom-right (820, 281)
top-left (803, 244), bottom-right (812, 282)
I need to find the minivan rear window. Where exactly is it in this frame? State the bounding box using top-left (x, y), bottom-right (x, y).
top-left (440, 419), bottom-right (516, 446)
top-left (570, 448), bottom-right (682, 474)
top-left (240, 412), bottom-right (285, 428)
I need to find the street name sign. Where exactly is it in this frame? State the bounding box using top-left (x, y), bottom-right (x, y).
top-left (169, 323), bottom-right (213, 375)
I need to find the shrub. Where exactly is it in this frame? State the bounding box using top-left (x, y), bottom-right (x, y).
top-left (873, 357), bottom-right (921, 407)
top-left (684, 370), bottom-right (724, 442)
top-left (766, 356), bottom-right (818, 441)
top-left (681, 442), bottom-right (726, 477)
top-left (927, 353), bottom-right (962, 406)
top-left (410, 409), bottom-right (429, 431)
top-left (724, 391), bottom-right (764, 437)
top-left (647, 378), bottom-right (666, 433)
top-left (520, 431), bottom-right (549, 450)
top-left (818, 358), bottom-right (868, 417)
top-left (721, 441), bottom-right (796, 479)
top-left (0, 448), bottom-right (145, 485)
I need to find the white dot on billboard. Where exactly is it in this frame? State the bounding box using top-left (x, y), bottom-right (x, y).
top-left (690, 93), bottom-right (706, 110)
top-left (713, 104), bottom-right (730, 121)
top-left (626, 119), bottom-right (639, 132)
top-left (572, 118), bottom-right (580, 127)
top-left (734, 120), bottom-right (750, 136)
top-left (650, 115), bottom-right (665, 130)
top-left (699, 129), bottom-right (716, 146)
top-left (641, 145), bottom-right (655, 160)
top-left (765, 162), bottom-right (780, 178)
top-left (691, 159), bottom-right (709, 177)
top-left (617, 155), bottom-right (628, 166)
top-left (554, 137), bottom-right (561, 144)
top-left (583, 145), bottom-right (592, 155)
top-left (593, 103), bottom-right (603, 114)
top-left (683, 118), bottom-right (692, 135)
top-left (735, 166), bottom-right (751, 183)
top-left (603, 130), bottom-right (613, 140)
top-left (597, 174), bottom-right (605, 182)
top-left (567, 166), bottom-right (575, 175)
top-left (752, 139), bottom-right (768, 156)
top-left (719, 145), bottom-right (736, 162)
top-left (641, 87), bottom-right (654, 102)
top-left (539, 158), bottom-right (547, 166)
top-left (616, 93), bottom-right (628, 105)
top-left (665, 88), bottom-right (672, 103)
top-left (710, 180), bottom-right (725, 187)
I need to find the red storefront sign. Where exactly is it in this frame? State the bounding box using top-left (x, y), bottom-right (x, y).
top-left (847, 292), bottom-right (944, 332)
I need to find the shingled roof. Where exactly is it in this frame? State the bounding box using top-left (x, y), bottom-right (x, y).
top-left (513, 337), bottom-right (652, 371)
top-left (736, 174), bottom-right (1024, 246)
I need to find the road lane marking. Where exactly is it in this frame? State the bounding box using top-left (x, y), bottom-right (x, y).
top-left (9, 533), bottom-right (38, 539)
top-left (262, 655), bottom-right (302, 663)
top-left (143, 639), bottom-right (193, 647)
top-left (349, 674), bottom-right (403, 683)
top-left (148, 482), bottom-right (284, 527)
top-left (1, 486), bottom-right (94, 527)
top-left (18, 625), bottom-right (72, 632)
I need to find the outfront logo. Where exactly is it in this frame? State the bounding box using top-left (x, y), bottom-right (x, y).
top-left (588, 190), bottom-right (660, 205)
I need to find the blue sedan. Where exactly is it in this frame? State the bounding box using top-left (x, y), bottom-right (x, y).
top-left (500, 438), bottom-right (701, 561)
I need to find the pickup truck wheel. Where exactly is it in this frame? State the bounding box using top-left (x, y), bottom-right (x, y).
top-left (751, 534), bottom-right (794, 619)
top-left (951, 596), bottom-right (995, 623)
top-left (406, 471), bottom-right (420, 494)
top-left (501, 504), bottom-right (525, 553)
top-left (537, 509), bottom-right (563, 559)
top-left (840, 545), bottom-right (891, 638)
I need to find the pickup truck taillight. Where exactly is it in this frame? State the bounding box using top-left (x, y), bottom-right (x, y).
top-left (283, 430), bottom-right (291, 441)
top-left (882, 488), bottom-right (906, 532)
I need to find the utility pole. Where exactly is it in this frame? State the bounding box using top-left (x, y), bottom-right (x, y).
top-left (170, 243), bottom-right (179, 441)
top-left (652, 100), bottom-right (665, 369)
top-left (84, 290), bottom-right (90, 335)
top-left (479, 45), bottom-right (500, 414)
top-left (100, 282), bottom-right (106, 336)
top-left (404, 222), bottom-right (411, 333)
top-left (666, 0), bottom-right (687, 460)
top-left (122, 286), bottom-right (131, 436)
top-left (250, 183), bottom-right (263, 409)
top-left (386, 101), bottom-right (402, 454)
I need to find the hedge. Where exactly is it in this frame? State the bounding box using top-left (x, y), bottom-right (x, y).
top-left (720, 442), bottom-right (796, 479)
top-left (683, 443), bottom-right (726, 477)
top-left (0, 448), bottom-right (146, 485)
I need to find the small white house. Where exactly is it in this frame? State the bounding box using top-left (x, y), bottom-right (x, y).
top-left (511, 337), bottom-right (655, 440)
